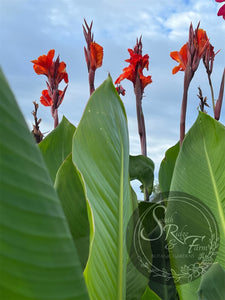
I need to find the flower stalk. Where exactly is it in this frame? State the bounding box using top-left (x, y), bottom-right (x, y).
top-left (83, 19), bottom-right (103, 95)
top-left (31, 49), bottom-right (68, 128)
top-left (171, 23), bottom-right (211, 146)
top-left (115, 37), bottom-right (152, 200)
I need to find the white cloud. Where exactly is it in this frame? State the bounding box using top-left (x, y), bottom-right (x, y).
top-left (165, 11), bottom-right (201, 40)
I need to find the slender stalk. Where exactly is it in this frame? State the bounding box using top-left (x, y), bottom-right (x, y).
top-left (207, 73), bottom-right (215, 112)
top-left (134, 76), bottom-right (147, 156)
top-left (134, 75), bottom-right (148, 201)
top-left (51, 106), bottom-right (59, 129)
top-left (180, 73), bottom-right (191, 146)
top-left (89, 69), bottom-right (95, 95)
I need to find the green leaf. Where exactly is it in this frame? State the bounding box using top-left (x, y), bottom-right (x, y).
top-left (72, 76), bottom-right (133, 300)
top-left (140, 286), bottom-right (162, 300)
top-left (55, 154), bottom-right (90, 269)
top-left (0, 68), bottom-right (89, 299)
top-left (167, 112), bottom-right (225, 300)
top-left (198, 263), bottom-right (225, 300)
top-left (129, 155), bottom-right (154, 195)
top-left (39, 116), bottom-right (76, 182)
top-left (158, 142), bottom-right (179, 192)
top-left (138, 201), bottom-right (178, 300)
top-left (126, 188), bottom-right (149, 300)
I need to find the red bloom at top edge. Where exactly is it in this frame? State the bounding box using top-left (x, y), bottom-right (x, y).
top-left (215, 1), bottom-right (225, 19)
top-left (31, 49), bottom-right (68, 84)
top-left (115, 47), bottom-right (152, 91)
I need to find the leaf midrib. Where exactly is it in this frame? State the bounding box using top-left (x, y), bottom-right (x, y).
top-left (118, 135), bottom-right (124, 300)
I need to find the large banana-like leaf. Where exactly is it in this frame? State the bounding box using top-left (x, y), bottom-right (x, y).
top-left (126, 188), bottom-right (149, 300)
top-left (198, 263), bottom-right (225, 300)
top-left (39, 116), bottom-right (76, 182)
top-left (72, 76), bottom-right (133, 300)
top-left (167, 112), bottom-right (225, 300)
top-left (55, 154), bottom-right (90, 269)
top-left (0, 68), bottom-right (89, 299)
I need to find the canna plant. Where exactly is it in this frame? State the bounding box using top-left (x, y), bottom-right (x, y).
top-left (0, 7), bottom-right (225, 300)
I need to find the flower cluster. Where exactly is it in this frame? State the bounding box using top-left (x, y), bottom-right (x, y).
top-left (170, 23), bottom-right (224, 145)
top-left (31, 49), bottom-right (68, 127)
top-left (115, 38), bottom-right (152, 95)
top-left (170, 27), bottom-right (213, 76)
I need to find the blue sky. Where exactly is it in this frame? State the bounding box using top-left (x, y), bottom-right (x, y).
top-left (0, 0), bottom-right (225, 196)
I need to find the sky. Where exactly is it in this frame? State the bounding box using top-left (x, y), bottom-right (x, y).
top-left (0, 0), bottom-right (225, 197)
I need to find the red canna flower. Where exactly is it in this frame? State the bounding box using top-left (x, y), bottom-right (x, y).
top-left (170, 27), bottom-right (210, 75)
top-left (170, 43), bottom-right (188, 74)
top-left (170, 23), bottom-right (211, 146)
top-left (215, 0), bottom-right (225, 19)
top-left (196, 29), bottom-right (209, 57)
top-left (90, 42), bottom-right (103, 71)
top-left (40, 89), bottom-right (66, 107)
top-left (31, 49), bottom-right (55, 76)
top-left (115, 37), bottom-right (151, 165)
top-left (31, 49), bottom-right (68, 84)
top-left (40, 90), bottom-right (53, 106)
top-left (115, 46), bottom-right (152, 93)
top-left (31, 49), bottom-right (69, 128)
top-left (83, 19), bottom-right (104, 95)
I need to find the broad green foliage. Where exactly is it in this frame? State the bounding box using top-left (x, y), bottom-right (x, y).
top-left (126, 189), bottom-right (149, 300)
top-left (129, 155), bottom-right (154, 195)
top-left (198, 263), bottom-right (225, 300)
top-left (138, 201), bottom-right (178, 300)
top-left (1, 65), bottom-right (225, 300)
top-left (168, 112), bottom-right (225, 300)
top-left (0, 68), bottom-right (89, 299)
top-left (39, 116), bottom-right (76, 182)
top-left (72, 76), bottom-right (133, 300)
top-left (158, 142), bottom-right (179, 192)
top-left (55, 154), bottom-right (90, 269)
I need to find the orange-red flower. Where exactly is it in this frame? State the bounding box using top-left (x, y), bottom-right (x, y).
top-left (31, 49), bottom-right (54, 76)
top-left (83, 19), bottom-right (104, 95)
top-left (170, 28), bottom-right (210, 75)
top-left (40, 89), bottom-right (65, 107)
top-left (40, 90), bottom-right (53, 106)
top-left (215, 0), bottom-right (225, 19)
top-left (170, 44), bottom-right (188, 74)
top-left (31, 49), bottom-right (68, 84)
top-left (196, 29), bottom-right (209, 57)
top-left (115, 48), bottom-right (152, 91)
top-left (90, 42), bottom-right (103, 71)
top-left (32, 49), bottom-right (68, 128)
